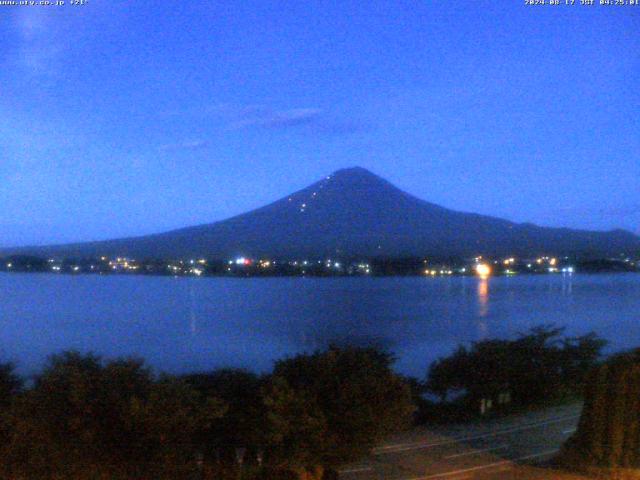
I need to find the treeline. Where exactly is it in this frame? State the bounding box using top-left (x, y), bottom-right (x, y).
top-left (424, 326), bottom-right (607, 418)
top-left (0, 347), bottom-right (414, 480)
top-left (0, 327), bottom-right (609, 478)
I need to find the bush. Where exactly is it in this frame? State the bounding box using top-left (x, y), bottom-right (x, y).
top-left (0, 347), bottom-right (415, 479)
top-left (266, 346), bottom-right (416, 468)
top-left (426, 325), bottom-right (606, 410)
top-left (183, 368), bottom-right (265, 457)
top-left (0, 351), bottom-right (225, 479)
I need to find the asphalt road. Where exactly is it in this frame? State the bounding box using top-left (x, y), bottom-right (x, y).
top-left (339, 403), bottom-right (586, 480)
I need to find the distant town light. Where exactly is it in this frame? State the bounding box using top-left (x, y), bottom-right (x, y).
top-left (475, 263), bottom-right (491, 277)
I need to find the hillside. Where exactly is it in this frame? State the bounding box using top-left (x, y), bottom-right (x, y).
top-left (4, 167), bottom-right (640, 260)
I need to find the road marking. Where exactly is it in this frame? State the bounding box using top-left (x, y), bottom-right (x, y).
top-left (444, 444), bottom-right (508, 459)
top-left (339, 466), bottom-right (374, 474)
top-left (403, 449), bottom-right (559, 480)
top-left (374, 414), bottom-right (579, 454)
top-left (562, 428), bottom-right (576, 434)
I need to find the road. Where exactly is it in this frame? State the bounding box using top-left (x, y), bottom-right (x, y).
top-left (339, 403), bottom-right (590, 480)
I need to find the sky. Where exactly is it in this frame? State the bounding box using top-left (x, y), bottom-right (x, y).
top-left (1, 1), bottom-right (638, 247)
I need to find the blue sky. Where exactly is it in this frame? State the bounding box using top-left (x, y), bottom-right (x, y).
top-left (1, 1), bottom-right (638, 246)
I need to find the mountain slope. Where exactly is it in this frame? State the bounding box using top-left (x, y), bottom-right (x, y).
top-left (4, 167), bottom-right (640, 259)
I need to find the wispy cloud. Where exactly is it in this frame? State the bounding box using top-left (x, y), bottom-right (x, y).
top-left (160, 103), bottom-right (364, 135)
top-left (230, 107), bottom-right (323, 130)
top-left (158, 140), bottom-right (209, 152)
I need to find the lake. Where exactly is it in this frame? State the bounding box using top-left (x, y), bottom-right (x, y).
top-left (1, 272), bottom-right (639, 378)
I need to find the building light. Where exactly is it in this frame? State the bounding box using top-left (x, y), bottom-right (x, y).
top-left (475, 264), bottom-right (491, 277)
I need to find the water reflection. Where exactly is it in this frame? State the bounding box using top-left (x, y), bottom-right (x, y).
top-left (474, 278), bottom-right (489, 339)
top-left (188, 282), bottom-right (198, 334)
top-left (561, 273), bottom-right (573, 296)
top-left (477, 278), bottom-right (489, 318)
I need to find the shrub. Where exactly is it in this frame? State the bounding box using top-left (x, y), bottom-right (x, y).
top-left (426, 325), bottom-right (606, 409)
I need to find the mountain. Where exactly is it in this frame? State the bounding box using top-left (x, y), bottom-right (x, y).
top-left (4, 167), bottom-right (640, 260)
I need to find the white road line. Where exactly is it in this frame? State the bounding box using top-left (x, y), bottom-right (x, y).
top-left (374, 414), bottom-right (579, 454)
top-left (404, 449), bottom-right (559, 480)
top-left (562, 428), bottom-right (576, 434)
top-left (339, 466), bottom-right (374, 474)
top-left (444, 444), bottom-right (508, 459)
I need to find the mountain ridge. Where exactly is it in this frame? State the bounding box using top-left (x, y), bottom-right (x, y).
top-left (3, 167), bottom-right (640, 260)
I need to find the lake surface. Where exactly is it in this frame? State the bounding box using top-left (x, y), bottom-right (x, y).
top-left (1, 273), bottom-right (639, 378)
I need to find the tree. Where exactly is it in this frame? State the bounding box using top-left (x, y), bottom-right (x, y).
top-left (1, 351), bottom-right (225, 479)
top-left (183, 369), bottom-right (264, 458)
top-left (426, 326), bottom-right (606, 409)
top-left (262, 376), bottom-right (328, 472)
top-left (0, 362), bottom-right (21, 448)
top-left (561, 349), bottom-right (640, 470)
top-left (269, 346), bottom-right (415, 468)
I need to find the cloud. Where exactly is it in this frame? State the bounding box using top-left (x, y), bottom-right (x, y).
top-left (230, 107), bottom-right (323, 130)
top-left (10, 9), bottom-right (63, 77)
top-left (158, 140), bottom-right (209, 152)
top-left (160, 103), bottom-right (364, 135)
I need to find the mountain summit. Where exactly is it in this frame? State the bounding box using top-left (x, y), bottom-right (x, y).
top-left (5, 167), bottom-right (640, 259)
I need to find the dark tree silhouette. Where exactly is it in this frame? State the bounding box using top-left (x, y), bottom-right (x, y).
top-left (562, 349), bottom-right (640, 471)
top-left (426, 326), bottom-right (606, 409)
